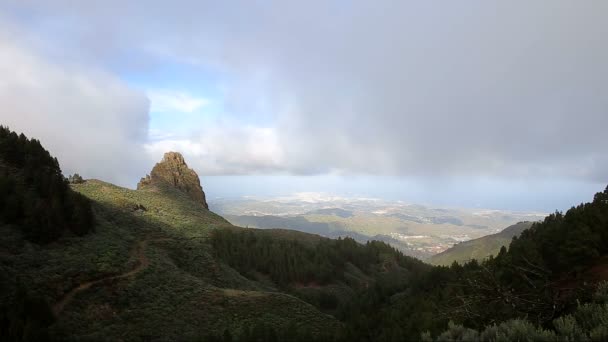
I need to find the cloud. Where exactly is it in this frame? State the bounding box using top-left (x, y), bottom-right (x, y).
top-left (2, 1), bottom-right (608, 184)
top-left (0, 20), bottom-right (150, 187)
top-left (147, 89), bottom-right (208, 113)
top-left (144, 124), bottom-right (284, 175)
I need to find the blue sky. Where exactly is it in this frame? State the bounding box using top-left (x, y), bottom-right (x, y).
top-left (1, 1), bottom-right (606, 212)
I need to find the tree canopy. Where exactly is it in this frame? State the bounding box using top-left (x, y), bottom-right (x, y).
top-left (0, 126), bottom-right (94, 243)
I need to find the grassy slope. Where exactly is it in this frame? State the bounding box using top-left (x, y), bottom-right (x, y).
top-left (1, 180), bottom-right (339, 340)
top-left (428, 222), bottom-right (534, 266)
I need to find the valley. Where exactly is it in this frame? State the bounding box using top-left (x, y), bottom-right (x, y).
top-left (211, 195), bottom-right (545, 259)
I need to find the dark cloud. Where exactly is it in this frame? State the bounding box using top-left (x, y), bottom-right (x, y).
top-left (2, 1), bottom-right (607, 183)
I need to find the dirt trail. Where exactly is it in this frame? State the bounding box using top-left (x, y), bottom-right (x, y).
top-left (52, 238), bottom-right (170, 316)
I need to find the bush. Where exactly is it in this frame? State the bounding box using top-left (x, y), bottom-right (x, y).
top-left (427, 282), bottom-right (608, 341)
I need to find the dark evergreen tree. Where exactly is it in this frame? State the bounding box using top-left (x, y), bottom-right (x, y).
top-left (0, 126), bottom-right (94, 243)
top-left (68, 173), bottom-right (84, 184)
top-left (0, 282), bottom-right (54, 341)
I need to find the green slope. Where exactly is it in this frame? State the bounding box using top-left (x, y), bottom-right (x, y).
top-left (0, 171), bottom-right (424, 340)
top-left (1, 127), bottom-right (420, 340)
top-left (1, 177), bottom-right (341, 340)
top-left (428, 221), bottom-right (534, 266)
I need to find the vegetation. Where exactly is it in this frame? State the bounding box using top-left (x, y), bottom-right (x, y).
top-left (211, 228), bottom-right (427, 287)
top-left (210, 186), bottom-right (608, 341)
top-left (1, 126), bottom-right (608, 341)
top-left (212, 189), bottom-right (608, 341)
top-left (0, 126), bottom-right (94, 243)
top-left (429, 221), bottom-right (533, 266)
top-left (0, 128), bottom-right (340, 340)
top-left (363, 185), bottom-right (608, 340)
top-left (216, 199), bottom-right (545, 260)
top-left (0, 126), bottom-right (96, 340)
top-left (427, 281), bottom-right (608, 341)
top-left (67, 173), bottom-right (84, 184)
top-left (1, 177), bottom-right (342, 341)
top-left (0, 282), bottom-right (55, 341)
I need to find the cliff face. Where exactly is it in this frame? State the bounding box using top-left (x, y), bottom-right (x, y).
top-left (138, 152), bottom-right (208, 209)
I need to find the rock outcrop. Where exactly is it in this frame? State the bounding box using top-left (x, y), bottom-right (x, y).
top-left (138, 152), bottom-right (208, 209)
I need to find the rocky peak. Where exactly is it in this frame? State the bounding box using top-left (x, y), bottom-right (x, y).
top-left (138, 152), bottom-right (208, 209)
top-left (163, 151), bottom-right (185, 163)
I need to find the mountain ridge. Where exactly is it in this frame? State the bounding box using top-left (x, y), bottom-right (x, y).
top-left (429, 221), bottom-right (534, 265)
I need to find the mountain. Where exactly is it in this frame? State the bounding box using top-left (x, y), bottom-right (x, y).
top-left (138, 151), bottom-right (209, 209)
top-left (2, 126), bottom-right (608, 341)
top-left (0, 128), bottom-right (422, 340)
top-left (429, 221), bottom-right (534, 266)
top-left (0, 133), bottom-right (340, 340)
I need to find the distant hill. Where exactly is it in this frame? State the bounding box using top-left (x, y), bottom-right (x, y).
top-left (306, 208), bottom-right (354, 218)
top-left (429, 221), bottom-right (534, 266)
top-left (212, 198), bottom-right (546, 258)
top-left (224, 214), bottom-right (429, 259)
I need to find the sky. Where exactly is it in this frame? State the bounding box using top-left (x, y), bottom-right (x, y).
top-left (0, 1), bottom-right (606, 212)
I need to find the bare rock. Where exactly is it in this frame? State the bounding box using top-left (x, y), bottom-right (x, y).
top-left (138, 152), bottom-right (208, 209)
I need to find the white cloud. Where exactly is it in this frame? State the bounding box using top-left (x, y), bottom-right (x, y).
top-left (0, 22), bottom-right (150, 187)
top-left (147, 89), bottom-right (208, 113)
top-left (144, 124), bottom-right (284, 175)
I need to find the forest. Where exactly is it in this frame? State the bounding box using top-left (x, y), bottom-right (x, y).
top-left (0, 126), bottom-right (94, 243)
top-left (0, 126), bottom-right (97, 340)
top-left (210, 185), bottom-right (608, 341)
top-left (211, 229), bottom-right (428, 287)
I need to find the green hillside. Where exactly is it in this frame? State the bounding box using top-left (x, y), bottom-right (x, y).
top-left (429, 221), bottom-right (534, 266)
top-left (1, 177), bottom-right (346, 340)
top-left (0, 127), bottom-right (346, 340)
top-left (0, 127), bottom-right (432, 341)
